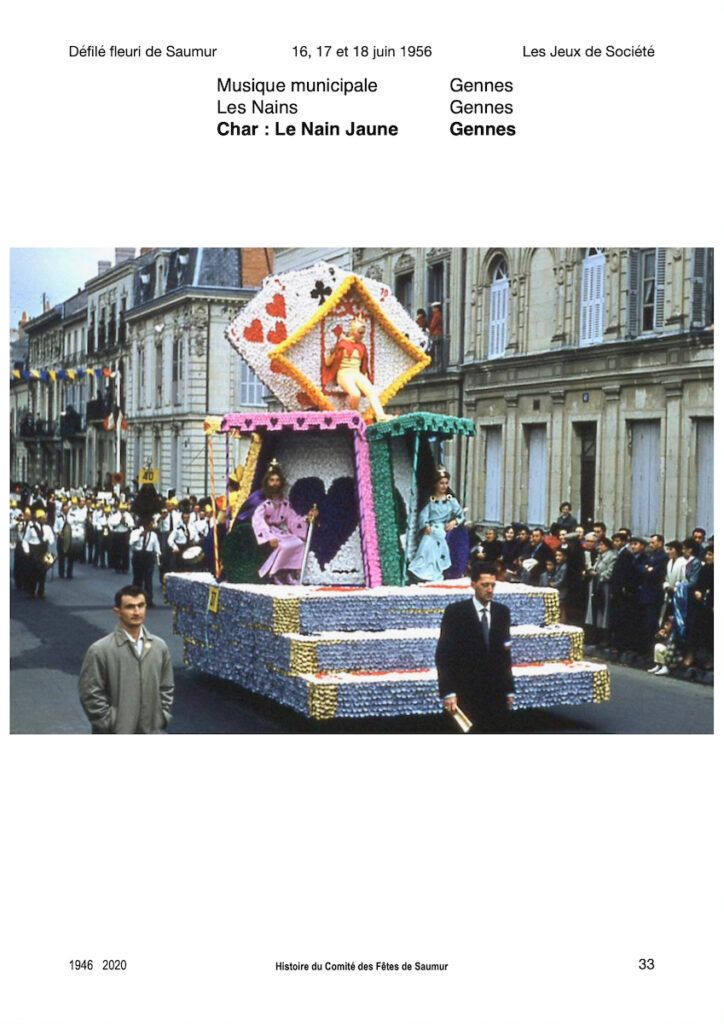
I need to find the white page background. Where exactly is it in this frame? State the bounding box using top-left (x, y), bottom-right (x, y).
top-left (1, 1), bottom-right (721, 1022)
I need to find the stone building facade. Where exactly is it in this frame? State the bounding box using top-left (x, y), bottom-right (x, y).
top-left (10, 248), bottom-right (272, 494)
top-left (124, 248), bottom-right (270, 498)
top-left (276, 247), bottom-right (714, 539)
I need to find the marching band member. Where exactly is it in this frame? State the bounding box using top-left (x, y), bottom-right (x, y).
top-left (168, 507), bottom-right (200, 572)
top-left (22, 508), bottom-right (56, 599)
top-left (108, 501), bottom-right (134, 573)
top-left (130, 518), bottom-right (162, 606)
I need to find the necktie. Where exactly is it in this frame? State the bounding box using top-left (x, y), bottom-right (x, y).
top-left (480, 605), bottom-right (490, 647)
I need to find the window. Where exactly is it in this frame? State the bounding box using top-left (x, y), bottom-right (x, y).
top-left (395, 272), bottom-right (413, 314)
top-left (155, 344), bottom-right (163, 406)
top-left (579, 248), bottom-right (605, 346)
top-left (172, 338), bottom-right (183, 405)
top-left (137, 347), bottom-right (145, 409)
top-left (691, 248), bottom-right (713, 329)
top-left (488, 259), bottom-right (509, 358)
top-left (119, 297), bottom-right (127, 344)
top-left (641, 250), bottom-right (656, 331)
top-left (627, 248), bottom-right (666, 337)
top-left (239, 361), bottom-right (266, 407)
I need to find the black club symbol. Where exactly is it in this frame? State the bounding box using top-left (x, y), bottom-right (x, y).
top-left (310, 280), bottom-right (332, 306)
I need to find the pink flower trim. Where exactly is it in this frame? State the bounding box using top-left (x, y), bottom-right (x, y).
top-left (353, 433), bottom-right (383, 587)
top-left (221, 411), bottom-right (368, 435)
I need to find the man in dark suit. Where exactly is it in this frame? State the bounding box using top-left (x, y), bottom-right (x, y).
top-left (435, 561), bottom-right (515, 731)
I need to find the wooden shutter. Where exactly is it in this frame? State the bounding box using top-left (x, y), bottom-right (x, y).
top-left (484, 428), bottom-right (502, 522)
top-left (489, 277), bottom-right (508, 358)
top-left (696, 419), bottom-right (714, 536)
top-left (527, 426), bottom-right (548, 525)
top-left (580, 251), bottom-right (605, 345)
top-left (654, 248), bottom-right (666, 331)
top-left (630, 420), bottom-right (660, 534)
top-left (626, 250), bottom-right (640, 338)
top-left (691, 248), bottom-right (707, 328)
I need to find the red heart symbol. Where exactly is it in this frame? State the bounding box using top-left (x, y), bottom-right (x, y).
top-left (267, 321), bottom-right (287, 345)
top-left (266, 293), bottom-right (286, 319)
top-left (243, 319), bottom-right (264, 343)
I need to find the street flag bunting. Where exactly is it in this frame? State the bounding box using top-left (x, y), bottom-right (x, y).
top-left (9, 365), bottom-right (116, 382)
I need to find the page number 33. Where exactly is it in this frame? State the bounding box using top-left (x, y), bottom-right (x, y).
top-left (638, 958), bottom-right (655, 970)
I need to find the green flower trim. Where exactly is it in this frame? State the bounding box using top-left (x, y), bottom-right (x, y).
top-left (367, 411), bottom-right (476, 440)
top-left (368, 437), bottom-right (406, 586)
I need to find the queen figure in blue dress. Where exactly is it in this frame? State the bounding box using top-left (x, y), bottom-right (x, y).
top-left (408, 467), bottom-right (465, 582)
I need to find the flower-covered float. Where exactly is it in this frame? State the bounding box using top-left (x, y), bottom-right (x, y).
top-left (165, 262), bottom-right (611, 721)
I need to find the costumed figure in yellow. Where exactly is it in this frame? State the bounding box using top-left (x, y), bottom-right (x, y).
top-left (323, 315), bottom-right (393, 422)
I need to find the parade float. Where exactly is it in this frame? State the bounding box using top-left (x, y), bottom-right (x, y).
top-left (165, 262), bottom-right (611, 722)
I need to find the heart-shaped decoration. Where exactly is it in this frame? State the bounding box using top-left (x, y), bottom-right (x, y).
top-left (267, 320), bottom-right (287, 344)
top-left (270, 416), bottom-right (279, 426)
top-left (289, 476), bottom-right (358, 570)
top-left (323, 416), bottom-right (333, 427)
top-left (296, 417), bottom-right (306, 426)
top-left (265, 293), bottom-right (286, 319)
top-left (243, 319), bottom-right (264, 343)
top-left (244, 418), bottom-right (253, 428)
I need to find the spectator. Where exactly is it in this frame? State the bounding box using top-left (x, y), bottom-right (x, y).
top-left (629, 537), bottom-right (663, 653)
top-left (549, 549), bottom-right (570, 621)
top-left (662, 540), bottom-right (687, 622)
top-left (588, 535), bottom-right (618, 643)
top-left (556, 502), bottom-right (578, 533)
top-left (691, 527), bottom-right (707, 559)
top-left (501, 525), bottom-right (519, 572)
top-left (516, 525), bottom-right (533, 560)
top-left (690, 545), bottom-right (714, 669)
top-left (538, 556), bottom-right (557, 589)
top-left (479, 526), bottom-right (503, 564)
top-left (648, 618), bottom-right (674, 674)
top-left (528, 527), bottom-right (549, 582)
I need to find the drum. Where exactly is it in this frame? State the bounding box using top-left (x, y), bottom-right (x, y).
top-left (181, 545), bottom-right (205, 566)
top-left (43, 551), bottom-right (56, 568)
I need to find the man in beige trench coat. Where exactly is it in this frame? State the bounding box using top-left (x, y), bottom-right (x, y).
top-left (79, 585), bottom-right (174, 734)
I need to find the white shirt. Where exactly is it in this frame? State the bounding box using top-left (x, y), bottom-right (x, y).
top-left (122, 626), bottom-right (147, 659)
top-left (130, 527), bottom-right (161, 555)
top-left (169, 521), bottom-right (199, 551)
top-left (22, 522), bottom-right (56, 553)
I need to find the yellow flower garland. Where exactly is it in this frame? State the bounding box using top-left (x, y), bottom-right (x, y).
top-left (268, 275), bottom-right (430, 412)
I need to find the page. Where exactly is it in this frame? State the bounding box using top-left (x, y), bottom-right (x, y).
top-left (2, 2), bottom-right (721, 1022)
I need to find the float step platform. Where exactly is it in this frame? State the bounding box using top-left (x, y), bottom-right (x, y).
top-left (166, 574), bottom-right (611, 721)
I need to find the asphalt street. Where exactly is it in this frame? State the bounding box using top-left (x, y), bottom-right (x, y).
top-left (9, 561), bottom-right (714, 735)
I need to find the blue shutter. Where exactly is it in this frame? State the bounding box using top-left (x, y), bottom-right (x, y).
top-left (630, 421), bottom-right (660, 534)
top-left (696, 419), bottom-right (714, 536)
top-left (527, 426), bottom-right (548, 526)
top-left (484, 427), bottom-right (502, 522)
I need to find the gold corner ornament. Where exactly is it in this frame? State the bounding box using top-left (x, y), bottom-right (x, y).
top-left (593, 668), bottom-right (611, 703)
top-left (307, 681), bottom-right (338, 720)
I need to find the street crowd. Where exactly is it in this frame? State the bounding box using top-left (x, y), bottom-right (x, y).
top-left (10, 483), bottom-right (218, 608)
top-left (470, 503), bottom-right (714, 675)
top-left (10, 485), bottom-right (714, 678)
